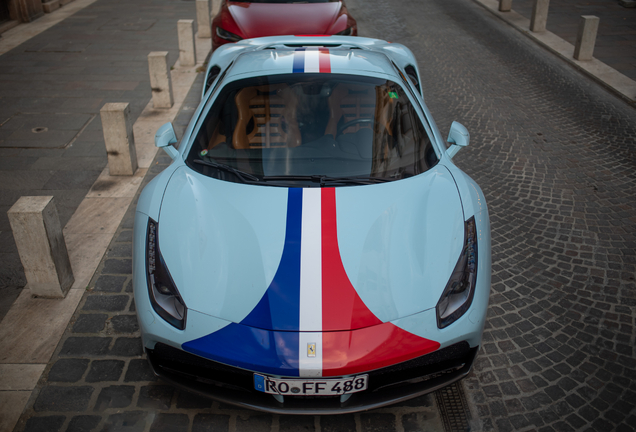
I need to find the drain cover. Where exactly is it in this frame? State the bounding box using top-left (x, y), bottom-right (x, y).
top-left (435, 382), bottom-right (471, 432)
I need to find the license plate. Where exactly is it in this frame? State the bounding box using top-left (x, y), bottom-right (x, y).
top-left (254, 374), bottom-right (368, 396)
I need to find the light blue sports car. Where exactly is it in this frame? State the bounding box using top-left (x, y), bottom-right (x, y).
top-left (133, 35), bottom-right (491, 414)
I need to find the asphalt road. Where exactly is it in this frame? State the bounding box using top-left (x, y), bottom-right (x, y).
top-left (14, 0), bottom-right (636, 431)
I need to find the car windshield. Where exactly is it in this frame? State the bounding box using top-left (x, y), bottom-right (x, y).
top-left (186, 73), bottom-right (439, 186)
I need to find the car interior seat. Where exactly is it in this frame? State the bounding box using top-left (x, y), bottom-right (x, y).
top-left (232, 84), bottom-right (302, 149)
top-left (325, 84), bottom-right (375, 137)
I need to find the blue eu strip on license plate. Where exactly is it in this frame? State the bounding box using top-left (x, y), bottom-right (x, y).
top-left (254, 374), bottom-right (266, 392)
top-left (253, 374), bottom-right (368, 396)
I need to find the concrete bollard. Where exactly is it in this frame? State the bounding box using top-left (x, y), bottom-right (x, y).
top-left (196, 0), bottom-right (212, 38)
top-left (42, 0), bottom-right (60, 13)
top-left (499, 0), bottom-right (512, 12)
top-left (573, 16), bottom-right (600, 61)
top-left (100, 103), bottom-right (138, 176)
top-left (148, 51), bottom-right (174, 108)
top-left (8, 196), bottom-right (74, 298)
top-left (178, 19), bottom-right (197, 66)
top-left (530, 0), bottom-right (550, 32)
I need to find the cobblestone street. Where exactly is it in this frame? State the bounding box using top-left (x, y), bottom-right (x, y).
top-left (7, 0), bottom-right (636, 431)
top-left (361, 0), bottom-right (636, 429)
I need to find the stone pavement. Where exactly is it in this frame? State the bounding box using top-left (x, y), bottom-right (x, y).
top-left (0, 0), bottom-right (197, 320)
top-left (3, 0), bottom-right (636, 431)
top-left (0, 1), bottom-right (212, 430)
top-left (363, 0), bottom-right (635, 429)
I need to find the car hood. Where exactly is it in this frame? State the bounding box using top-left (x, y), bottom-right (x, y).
top-left (227, 2), bottom-right (342, 38)
top-left (159, 165), bottom-right (464, 331)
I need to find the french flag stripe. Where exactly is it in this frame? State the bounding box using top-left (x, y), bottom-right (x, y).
top-left (304, 48), bottom-right (320, 73)
top-left (321, 188), bottom-right (382, 331)
top-left (292, 48), bottom-right (331, 73)
top-left (293, 48), bottom-right (306, 73)
top-left (299, 187), bottom-right (322, 331)
top-left (319, 48), bottom-right (331, 73)
top-left (182, 187), bottom-right (441, 378)
top-left (299, 188), bottom-right (323, 376)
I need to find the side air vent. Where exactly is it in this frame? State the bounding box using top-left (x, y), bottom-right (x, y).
top-left (404, 65), bottom-right (421, 95)
top-left (204, 66), bottom-right (221, 94)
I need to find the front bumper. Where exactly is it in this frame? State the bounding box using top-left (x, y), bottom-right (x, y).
top-left (146, 341), bottom-right (478, 414)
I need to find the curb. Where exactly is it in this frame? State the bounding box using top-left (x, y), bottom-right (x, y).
top-left (472, 0), bottom-right (636, 105)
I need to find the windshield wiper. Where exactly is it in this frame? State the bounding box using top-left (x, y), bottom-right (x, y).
top-left (193, 159), bottom-right (260, 183)
top-left (261, 175), bottom-right (392, 186)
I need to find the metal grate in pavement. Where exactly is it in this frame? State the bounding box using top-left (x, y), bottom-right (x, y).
top-left (435, 382), bottom-right (471, 432)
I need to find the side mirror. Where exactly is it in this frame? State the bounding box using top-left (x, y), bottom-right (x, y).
top-left (155, 123), bottom-right (179, 160)
top-left (445, 121), bottom-right (469, 159)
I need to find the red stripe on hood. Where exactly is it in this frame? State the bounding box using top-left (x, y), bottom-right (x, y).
top-left (321, 187), bottom-right (382, 331)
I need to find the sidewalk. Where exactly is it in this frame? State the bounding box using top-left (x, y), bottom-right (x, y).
top-left (507, 0), bottom-right (636, 81)
top-left (0, 1), bottom-right (213, 430)
top-left (9, 68), bottom-right (213, 432)
top-left (0, 0), bottom-right (197, 319)
top-left (473, 0), bottom-right (636, 103)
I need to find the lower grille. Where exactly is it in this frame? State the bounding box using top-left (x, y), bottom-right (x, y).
top-left (148, 341), bottom-right (472, 396)
top-left (150, 343), bottom-right (254, 393)
top-left (368, 342), bottom-right (471, 391)
top-left (147, 341), bottom-right (478, 413)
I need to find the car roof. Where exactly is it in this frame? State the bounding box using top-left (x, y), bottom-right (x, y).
top-left (226, 45), bottom-right (401, 80)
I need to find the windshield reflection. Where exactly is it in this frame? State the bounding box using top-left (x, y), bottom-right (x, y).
top-left (187, 74), bottom-right (438, 186)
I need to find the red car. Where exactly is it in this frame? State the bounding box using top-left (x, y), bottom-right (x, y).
top-left (212, 0), bottom-right (357, 51)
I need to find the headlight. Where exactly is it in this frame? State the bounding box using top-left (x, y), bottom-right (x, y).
top-left (336, 27), bottom-right (352, 36)
top-left (147, 218), bottom-right (187, 330)
top-left (215, 26), bottom-right (242, 42)
top-left (436, 216), bottom-right (478, 329)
